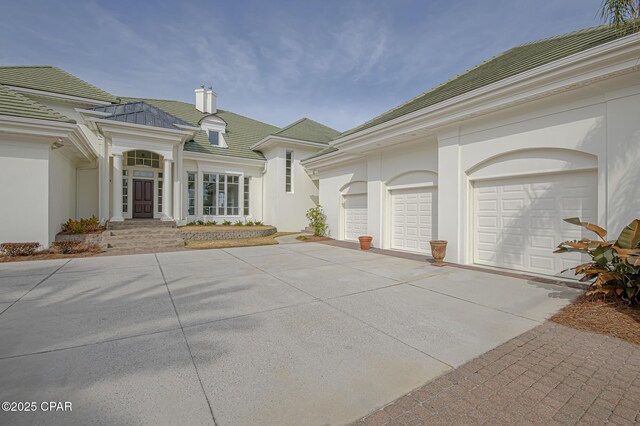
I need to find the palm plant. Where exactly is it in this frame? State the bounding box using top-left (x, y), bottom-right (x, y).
top-left (600, 0), bottom-right (640, 28)
top-left (555, 218), bottom-right (640, 305)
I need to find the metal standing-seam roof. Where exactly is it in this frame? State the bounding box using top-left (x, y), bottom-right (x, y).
top-left (340, 22), bottom-right (639, 138)
top-left (119, 97), bottom-right (280, 160)
top-left (0, 66), bottom-right (118, 103)
top-left (91, 101), bottom-right (193, 130)
top-left (273, 118), bottom-right (340, 144)
top-left (0, 84), bottom-right (75, 123)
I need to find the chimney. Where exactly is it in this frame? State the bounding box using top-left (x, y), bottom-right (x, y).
top-left (205, 86), bottom-right (217, 113)
top-left (195, 85), bottom-right (206, 112)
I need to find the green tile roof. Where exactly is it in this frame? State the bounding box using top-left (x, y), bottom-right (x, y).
top-left (0, 84), bottom-right (74, 123)
top-left (303, 145), bottom-right (338, 161)
top-left (0, 66), bottom-right (118, 103)
top-left (120, 97), bottom-right (279, 160)
top-left (341, 22), bottom-right (639, 138)
top-left (273, 117), bottom-right (340, 144)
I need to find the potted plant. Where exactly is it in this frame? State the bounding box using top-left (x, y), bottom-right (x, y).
top-left (429, 240), bottom-right (448, 266)
top-left (358, 235), bottom-right (373, 250)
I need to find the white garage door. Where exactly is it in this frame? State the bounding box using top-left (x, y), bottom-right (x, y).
top-left (391, 187), bottom-right (437, 254)
top-left (473, 171), bottom-right (597, 276)
top-left (344, 194), bottom-right (368, 241)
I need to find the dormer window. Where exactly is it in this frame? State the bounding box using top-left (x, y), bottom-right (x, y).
top-left (208, 130), bottom-right (220, 146)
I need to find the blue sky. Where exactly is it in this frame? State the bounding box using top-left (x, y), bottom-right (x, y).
top-left (0, 0), bottom-right (604, 131)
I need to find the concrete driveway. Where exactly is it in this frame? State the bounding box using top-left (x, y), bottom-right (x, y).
top-left (0, 243), bottom-right (580, 425)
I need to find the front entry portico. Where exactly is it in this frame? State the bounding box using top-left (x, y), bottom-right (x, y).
top-left (90, 113), bottom-right (197, 224)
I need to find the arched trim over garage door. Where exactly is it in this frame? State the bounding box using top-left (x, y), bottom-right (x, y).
top-left (340, 181), bottom-right (368, 241)
top-left (467, 148), bottom-right (598, 276)
top-left (385, 170), bottom-right (438, 254)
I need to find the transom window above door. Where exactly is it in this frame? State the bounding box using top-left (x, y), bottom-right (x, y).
top-left (126, 150), bottom-right (161, 168)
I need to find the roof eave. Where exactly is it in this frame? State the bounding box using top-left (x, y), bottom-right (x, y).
top-left (329, 33), bottom-right (640, 152)
top-left (250, 134), bottom-right (329, 151)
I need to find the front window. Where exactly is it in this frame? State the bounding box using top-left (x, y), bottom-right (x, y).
top-left (208, 131), bottom-right (219, 146)
top-left (243, 177), bottom-right (250, 216)
top-left (187, 172), bottom-right (196, 216)
top-left (203, 173), bottom-right (217, 215)
top-left (202, 173), bottom-right (240, 216)
top-left (285, 150), bottom-right (293, 193)
top-left (126, 150), bottom-right (160, 168)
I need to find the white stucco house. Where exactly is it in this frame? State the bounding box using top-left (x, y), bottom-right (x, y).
top-left (0, 66), bottom-right (339, 246)
top-left (303, 23), bottom-right (640, 277)
top-left (1, 22), bottom-right (640, 278)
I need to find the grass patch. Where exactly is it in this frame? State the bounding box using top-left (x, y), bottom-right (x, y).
top-left (0, 251), bottom-right (101, 263)
top-left (296, 235), bottom-right (333, 242)
top-left (550, 294), bottom-right (640, 345)
top-left (185, 232), bottom-right (298, 250)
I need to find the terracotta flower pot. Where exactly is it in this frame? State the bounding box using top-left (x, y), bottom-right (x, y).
top-left (429, 240), bottom-right (448, 266)
top-left (358, 235), bottom-right (373, 250)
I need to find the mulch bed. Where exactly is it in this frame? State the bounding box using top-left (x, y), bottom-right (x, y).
top-left (297, 235), bottom-right (333, 242)
top-left (550, 294), bottom-right (640, 345)
top-left (0, 251), bottom-right (101, 263)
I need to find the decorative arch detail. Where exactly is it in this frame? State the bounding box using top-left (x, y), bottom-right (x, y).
top-left (340, 180), bottom-right (368, 195)
top-left (466, 148), bottom-right (597, 180)
top-left (385, 170), bottom-right (437, 188)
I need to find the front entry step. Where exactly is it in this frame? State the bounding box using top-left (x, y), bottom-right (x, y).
top-left (102, 220), bottom-right (183, 254)
top-left (106, 219), bottom-right (176, 230)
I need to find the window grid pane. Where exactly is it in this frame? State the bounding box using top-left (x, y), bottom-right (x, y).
top-left (285, 151), bottom-right (293, 192)
top-left (243, 177), bottom-right (250, 216)
top-left (187, 172), bottom-right (196, 216)
top-left (122, 177), bottom-right (128, 213)
top-left (158, 179), bottom-right (163, 213)
top-left (201, 173), bottom-right (241, 216)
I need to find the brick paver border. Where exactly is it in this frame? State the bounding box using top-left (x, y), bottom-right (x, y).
top-left (353, 322), bottom-right (640, 425)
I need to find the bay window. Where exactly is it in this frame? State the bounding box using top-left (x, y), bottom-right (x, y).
top-left (202, 173), bottom-right (241, 216)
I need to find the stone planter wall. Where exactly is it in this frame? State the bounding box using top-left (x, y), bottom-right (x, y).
top-left (181, 226), bottom-right (277, 241)
top-left (55, 232), bottom-right (104, 246)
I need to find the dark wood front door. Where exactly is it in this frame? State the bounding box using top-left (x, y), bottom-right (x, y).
top-left (133, 179), bottom-right (154, 218)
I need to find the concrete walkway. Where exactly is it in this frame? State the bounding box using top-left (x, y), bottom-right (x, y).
top-left (0, 243), bottom-right (579, 425)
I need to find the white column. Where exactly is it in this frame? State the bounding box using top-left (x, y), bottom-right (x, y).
top-left (162, 159), bottom-right (173, 221)
top-left (437, 129), bottom-right (462, 263)
top-left (173, 146), bottom-right (183, 222)
top-left (111, 153), bottom-right (124, 222)
top-left (366, 154), bottom-right (383, 247)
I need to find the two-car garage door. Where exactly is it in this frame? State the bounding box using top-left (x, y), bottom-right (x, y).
top-left (473, 171), bottom-right (597, 276)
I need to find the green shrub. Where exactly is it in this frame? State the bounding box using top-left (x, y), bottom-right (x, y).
top-left (210, 220), bottom-right (217, 225)
top-left (196, 220), bottom-right (205, 225)
top-left (234, 220), bottom-right (244, 226)
top-left (52, 240), bottom-right (82, 254)
top-left (254, 221), bottom-right (263, 226)
top-left (0, 242), bottom-right (41, 256)
top-left (62, 216), bottom-right (101, 234)
top-left (305, 205), bottom-right (328, 237)
top-left (222, 220), bottom-right (232, 226)
top-left (555, 217), bottom-right (640, 305)
top-left (245, 220), bottom-right (255, 226)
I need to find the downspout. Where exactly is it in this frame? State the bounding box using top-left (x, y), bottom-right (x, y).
top-left (261, 160), bottom-right (267, 222)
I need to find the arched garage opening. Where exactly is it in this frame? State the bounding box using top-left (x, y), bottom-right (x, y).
top-left (467, 148), bottom-right (598, 276)
top-left (340, 181), bottom-right (368, 241)
top-left (385, 170), bottom-right (438, 254)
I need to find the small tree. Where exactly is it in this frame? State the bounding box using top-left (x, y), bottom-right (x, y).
top-left (306, 205), bottom-right (328, 237)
